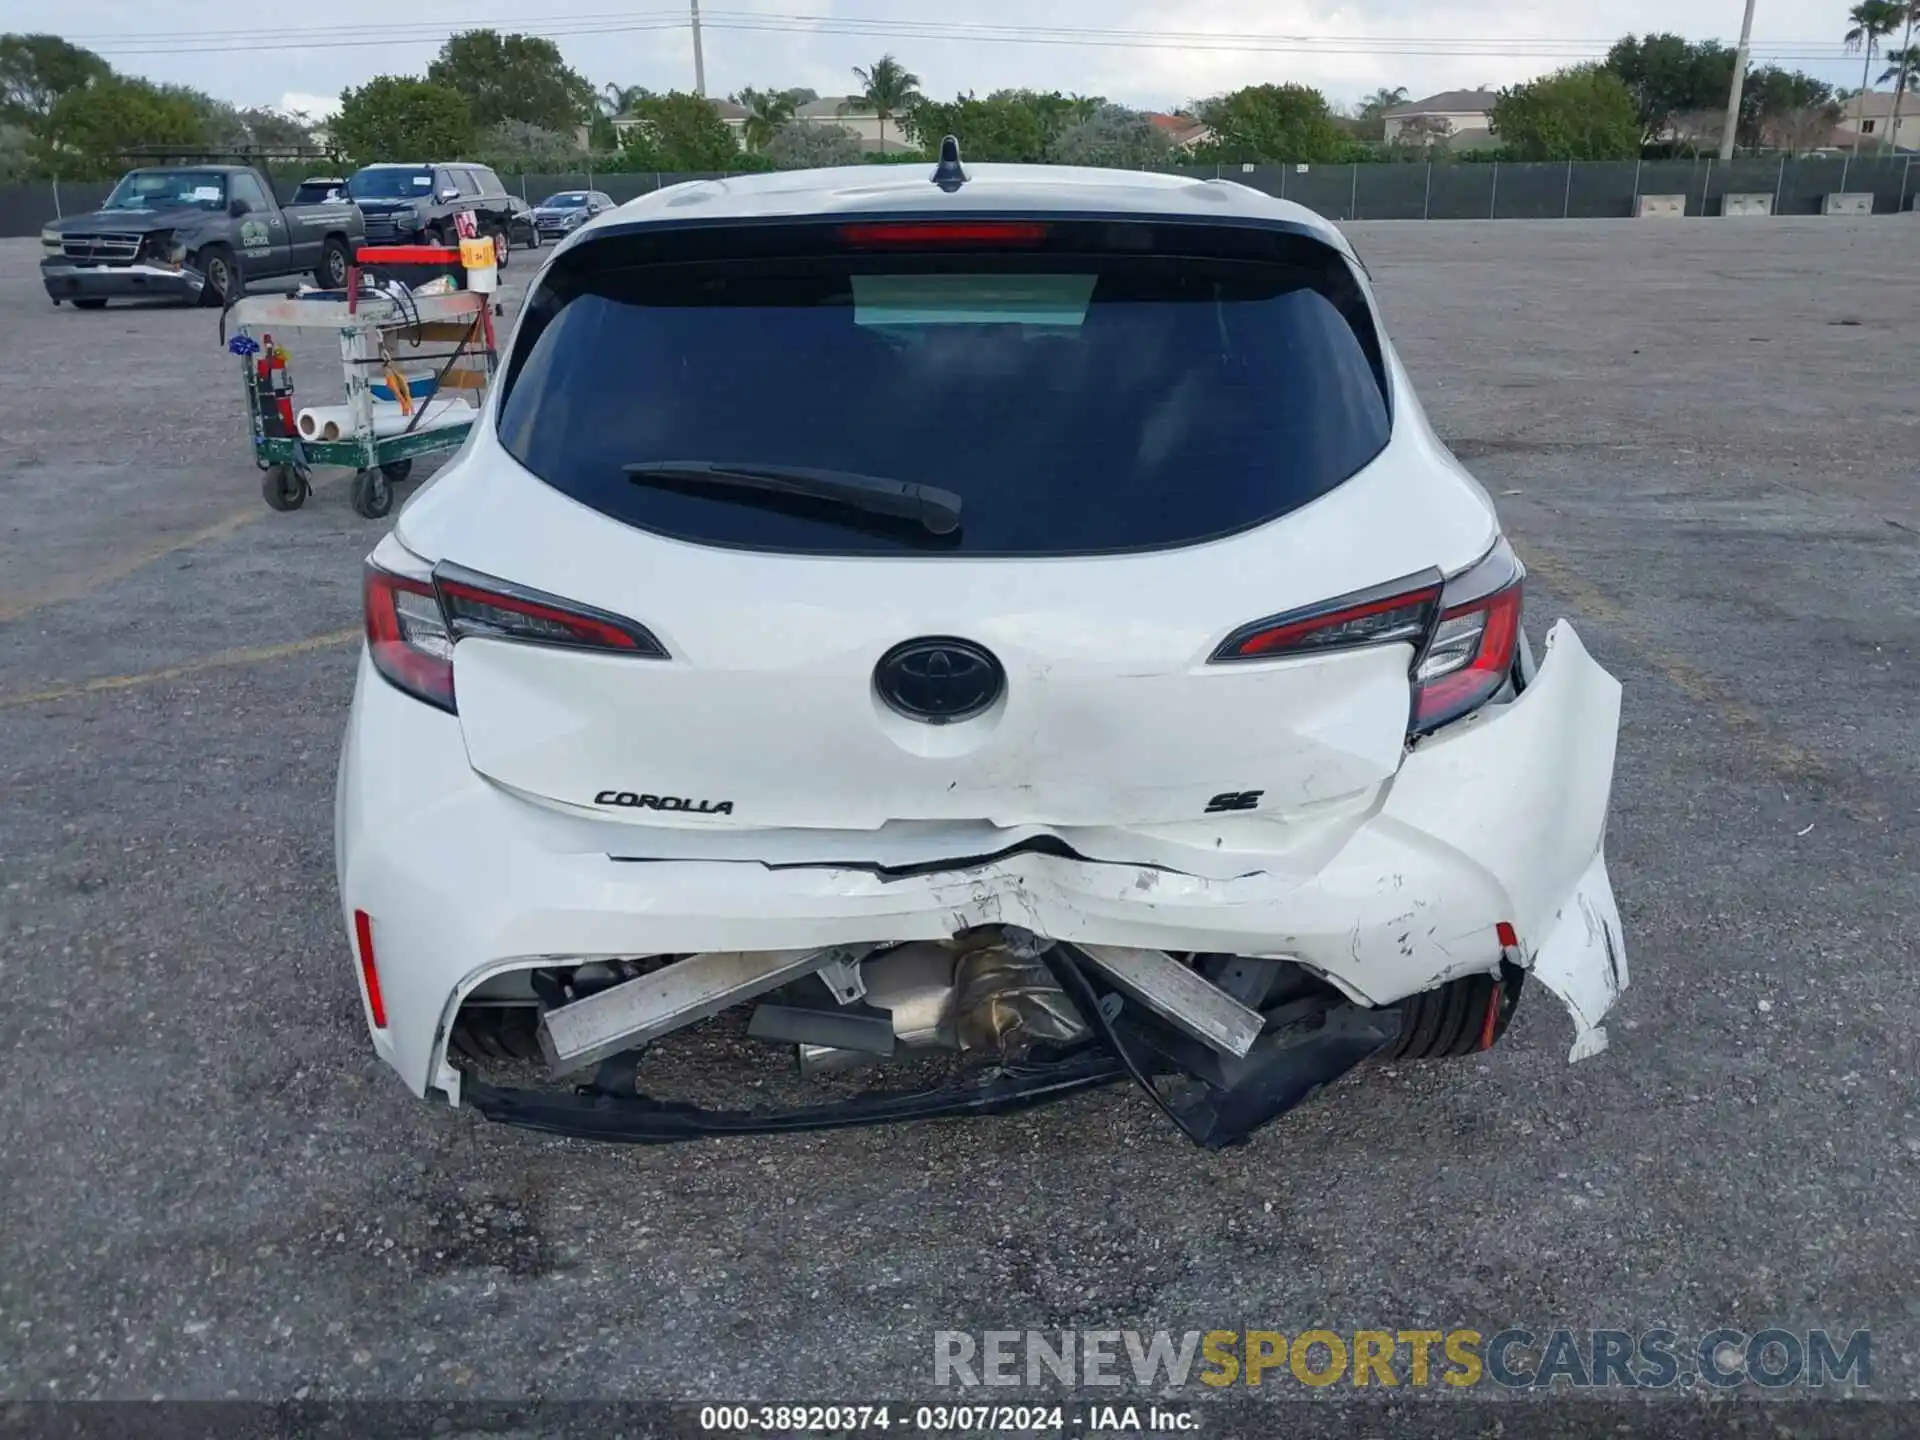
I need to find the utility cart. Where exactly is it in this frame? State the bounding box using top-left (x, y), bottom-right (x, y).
top-left (228, 277), bottom-right (497, 518)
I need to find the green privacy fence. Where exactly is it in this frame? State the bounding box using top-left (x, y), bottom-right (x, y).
top-left (6, 156), bottom-right (1915, 237)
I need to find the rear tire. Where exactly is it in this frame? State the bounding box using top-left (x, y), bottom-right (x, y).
top-left (1383, 967), bottom-right (1524, 1060)
top-left (451, 1006), bottom-right (543, 1065)
top-left (314, 237), bottom-right (351, 289)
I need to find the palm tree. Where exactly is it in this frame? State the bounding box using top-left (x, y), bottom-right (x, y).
top-left (597, 83), bottom-right (651, 119)
top-left (740, 88), bottom-right (797, 150)
top-left (1064, 93), bottom-right (1104, 125)
top-left (1844, 1), bottom-right (1903, 154)
top-left (843, 54), bottom-right (922, 155)
top-left (1884, 5), bottom-right (1920, 152)
top-left (1360, 86), bottom-right (1410, 118)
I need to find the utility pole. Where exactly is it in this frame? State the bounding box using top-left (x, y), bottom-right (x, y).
top-left (690, 0), bottom-right (707, 97)
top-left (1718, 0), bottom-right (1757, 160)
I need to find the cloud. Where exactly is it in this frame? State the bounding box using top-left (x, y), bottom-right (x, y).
top-left (23, 0), bottom-right (1870, 115)
top-left (275, 91), bottom-right (342, 122)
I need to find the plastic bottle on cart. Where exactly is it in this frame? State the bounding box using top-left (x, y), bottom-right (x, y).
top-left (459, 236), bottom-right (498, 295)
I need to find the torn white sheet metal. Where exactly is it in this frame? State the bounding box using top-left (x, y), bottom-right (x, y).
top-left (1377, 620), bottom-right (1622, 950)
top-left (1528, 848), bottom-right (1628, 1061)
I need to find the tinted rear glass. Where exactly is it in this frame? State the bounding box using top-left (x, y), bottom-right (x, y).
top-left (497, 223), bottom-right (1391, 555)
top-left (349, 168), bottom-right (433, 199)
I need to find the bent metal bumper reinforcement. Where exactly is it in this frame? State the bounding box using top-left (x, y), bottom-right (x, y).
top-left (472, 934), bottom-right (1403, 1149)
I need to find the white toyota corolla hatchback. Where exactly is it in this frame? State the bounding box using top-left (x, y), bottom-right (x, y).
top-left (335, 145), bottom-right (1627, 1147)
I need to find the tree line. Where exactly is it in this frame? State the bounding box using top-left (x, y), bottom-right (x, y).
top-left (1, 16), bottom-right (1907, 183)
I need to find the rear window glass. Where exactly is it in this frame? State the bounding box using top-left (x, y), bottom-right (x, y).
top-left (497, 225), bottom-right (1391, 555)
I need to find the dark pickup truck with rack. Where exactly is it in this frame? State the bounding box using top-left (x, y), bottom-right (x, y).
top-left (40, 164), bottom-right (365, 309)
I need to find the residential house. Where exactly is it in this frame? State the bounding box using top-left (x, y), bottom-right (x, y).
top-left (1146, 112), bottom-right (1214, 151)
top-left (1382, 89), bottom-right (1500, 146)
top-left (1831, 90), bottom-right (1920, 152)
top-left (610, 97), bottom-right (751, 149)
top-left (791, 96), bottom-right (921, 154)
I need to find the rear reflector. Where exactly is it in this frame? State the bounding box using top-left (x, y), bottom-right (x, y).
top-left (838, 221), bottom-right (1050, 248)
top-left (354, 909), bottom-right (387, 1029)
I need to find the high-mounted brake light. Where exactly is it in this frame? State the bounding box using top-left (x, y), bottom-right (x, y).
top-left (838, 221), bottom-right (1050, 248)
top-left (1209, 539), bottom-right (1525, 736)
top-left (363, 559), bottom-right (666, 713)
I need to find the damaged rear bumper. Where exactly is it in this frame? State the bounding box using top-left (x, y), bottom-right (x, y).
top-left (463, 941), bottom-right (1408, 1149)
top-left (337, 620), bottom-right (1627, 1137)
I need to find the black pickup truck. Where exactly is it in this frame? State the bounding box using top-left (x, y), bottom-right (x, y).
top-left (40, 164), bottom-right (365, 309)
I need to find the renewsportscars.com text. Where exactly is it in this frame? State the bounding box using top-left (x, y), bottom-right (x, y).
top-left (933, 1328), bottom-right (1871, 1391)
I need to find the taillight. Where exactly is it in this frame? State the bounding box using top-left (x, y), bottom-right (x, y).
top-left (1210, 572), bottom-right (1444, 663)
top-left (364, 564), bottom-right (455, 712)
top-left (363, 559), bottom-right (667, 713)
top-left (434, 563), bottom-right (667, 656)
top-left (1410, 540), bottom-right (1524, 734)
top-left (838, 221), bottom-right (1051, 248)
top-left (1209, 539), bottom-right (1524, 736)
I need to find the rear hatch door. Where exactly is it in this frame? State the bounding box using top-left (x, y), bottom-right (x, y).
top-left (428, 211), bottom-right (1492, 831)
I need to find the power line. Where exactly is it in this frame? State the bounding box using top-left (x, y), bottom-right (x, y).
top-left (71, 8), bottom-right (1867, 64)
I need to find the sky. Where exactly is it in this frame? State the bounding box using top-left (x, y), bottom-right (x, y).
top-left (16, 0), bottom-right (1883, 121)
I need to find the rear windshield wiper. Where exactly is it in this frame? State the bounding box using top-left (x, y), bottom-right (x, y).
top-left (623, 461), bottom-right (962, 536)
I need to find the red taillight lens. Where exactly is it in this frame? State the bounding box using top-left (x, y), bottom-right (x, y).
top-left (354, 908), bottom-right (387, 1029)
top-left (1210, 572), bottom-right (1444, 663)
top-left (434, 563), bottom-right (667, 656)
top-left (1411, 581), bottom-right (1522, 732)
top-left (1410, 539), bottom-right (1524, 734)
top-left (364, 563), bottom-right (456, 712)
top-left (838, 221), bottom-right (1051, 248)
top-left (1209, 539), bottom-right (1525, 736)
top-left (363, 560), bottom-right (667, 714)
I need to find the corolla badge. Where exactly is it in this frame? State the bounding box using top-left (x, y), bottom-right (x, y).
top-left (874, 637), bottom-right (1005, 724)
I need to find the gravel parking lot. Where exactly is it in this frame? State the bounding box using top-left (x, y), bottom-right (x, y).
top-left (2, 217), bottom-right (1918, 1418)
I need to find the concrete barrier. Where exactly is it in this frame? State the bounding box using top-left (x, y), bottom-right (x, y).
top-left (1720, 192), bottom-right (1774, 216)
top-left (1635, 194), bottom-right (1688, 218)
top-left (1824, 192), bottom-right (1874, 216)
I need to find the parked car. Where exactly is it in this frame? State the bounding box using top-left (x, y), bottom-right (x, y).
top-left (501, 194), bottom-right (541, 250)
top-left (346, 162), bottom-right (518, 267)
top-left (291, 176), bottom-right (349, 204)
top-left (40, 164), bottom-right (365, 308)
top-left (337, 148), bottom-right (1628, 1149)
top-left (529, 189), bottom-right (616, 242)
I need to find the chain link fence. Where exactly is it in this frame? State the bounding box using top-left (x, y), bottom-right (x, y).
top-left (5, 156), bottom-right (1914, 238)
